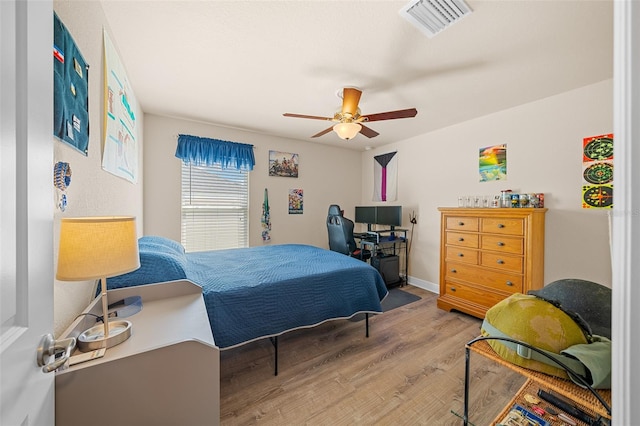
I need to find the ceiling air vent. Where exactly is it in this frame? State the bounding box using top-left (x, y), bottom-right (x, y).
top-left (399, 0), bottom-right (472, 38)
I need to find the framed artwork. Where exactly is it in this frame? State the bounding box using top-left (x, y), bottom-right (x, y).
top-left (53, 13), bottom-right (89, 155)
top-left (479, 144), bottom-right (507, 182)
top-left (289, 189), bottom-right (303, 214)
top-left (269, 151), bottom-right (298, 177)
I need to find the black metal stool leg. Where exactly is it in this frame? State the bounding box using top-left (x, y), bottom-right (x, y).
top-left (464, 345), bottom-right (471, 425)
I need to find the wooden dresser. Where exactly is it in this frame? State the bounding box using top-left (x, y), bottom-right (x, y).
top-left (437, 207), bottom-right (547, 318)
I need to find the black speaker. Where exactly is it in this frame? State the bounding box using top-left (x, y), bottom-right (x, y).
top-left (371, 255), bottom-right (400, 286)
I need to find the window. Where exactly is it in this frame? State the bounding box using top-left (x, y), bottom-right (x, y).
top-left (181, 163), bottom-right (249, 252)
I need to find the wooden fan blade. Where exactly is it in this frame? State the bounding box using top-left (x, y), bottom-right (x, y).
top-left (311, 126), bottom-right (334, 138)
top-left (342, 88), bottom-right (362, 116)
top-left (362, 108), bottom-right (418, 122)
top-left (359, 124), bottom-right (379, 138)
top-left (283, 113), bottom-right (333, 121)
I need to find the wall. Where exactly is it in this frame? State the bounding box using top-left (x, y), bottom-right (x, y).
top-left (53, 1), bottom-right (144, 337)
top-left (143, 114), bottom-right (362, 248)
top-left (362, 80), bottom-right (613, 292)
top-left (49, 1), bottom-right (612, 336)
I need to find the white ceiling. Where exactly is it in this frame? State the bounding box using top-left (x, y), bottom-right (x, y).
top-left (99, 0), bottom-right (613, 151)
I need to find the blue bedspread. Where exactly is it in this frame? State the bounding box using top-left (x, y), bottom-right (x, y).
top-left (107, 237), bottom-right (388, 349)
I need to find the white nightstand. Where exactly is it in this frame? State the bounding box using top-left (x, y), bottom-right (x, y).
top-left (55, 280), bottom-right (220, 426)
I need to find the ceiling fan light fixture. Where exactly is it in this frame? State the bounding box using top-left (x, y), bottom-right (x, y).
top-left (333, 122), bottom-right (361, 140)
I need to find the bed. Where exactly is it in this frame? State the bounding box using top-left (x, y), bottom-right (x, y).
top-left (107, 236), bottom-right (388, 369)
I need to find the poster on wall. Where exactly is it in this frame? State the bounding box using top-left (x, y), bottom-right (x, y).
top-left (373, 151), bottom-right (398, 201)
top-left (102, 29), bottom-right (139, 183)
top-left (582, 133), bottom-right (613, 209)
top-left (289, 189), bottom-right (303, 214)
top-left (53, 13), bottom-right (89, 155)
top-left (479, 144), bottom-right (507, 182)
top-left (269, 151), bottom-right (299, 177)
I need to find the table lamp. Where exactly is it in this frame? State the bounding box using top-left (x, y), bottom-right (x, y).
top-left (57, 216), bottom-right (140, 351)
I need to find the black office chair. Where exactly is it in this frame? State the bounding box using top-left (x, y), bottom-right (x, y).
top-left (327, 204), bottom-right (371, 261)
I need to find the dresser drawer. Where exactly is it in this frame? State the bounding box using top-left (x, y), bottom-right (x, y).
top-left (445, 246), bottom-right (478, 265)
top-left (446, 217), bottom-right (479, 232)
top-left (446, 232), bottom-right (479, 248)
top-left (480, 252), bottom-right (523, 273)
top-left (481, 235), bottom-right (524, 254)
top-left (481, 217), bottom-right (524, 235)
top-left (445, 262), bottom-right (523, 293)
top-left (442, 281), bottom-right (507, 308)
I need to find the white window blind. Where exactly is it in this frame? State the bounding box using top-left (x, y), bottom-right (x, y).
top-left (181, 163), bottom-right (249, 252)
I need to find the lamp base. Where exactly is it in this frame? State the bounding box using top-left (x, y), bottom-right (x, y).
top-left (77, 320), bottom-right (132, 352)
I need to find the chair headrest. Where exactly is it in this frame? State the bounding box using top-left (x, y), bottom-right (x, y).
top-left (328, 204), bottom-right (341, 216)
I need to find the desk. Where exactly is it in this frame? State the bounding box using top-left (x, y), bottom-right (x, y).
top-left (355, 229), bottom-right (408, 286)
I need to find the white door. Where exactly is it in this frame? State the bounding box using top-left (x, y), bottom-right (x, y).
top-left (1, 1), bottom-right (55, 425)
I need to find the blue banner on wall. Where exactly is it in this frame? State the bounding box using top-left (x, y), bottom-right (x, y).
top-left (53, 13), bottom-right (89, 155)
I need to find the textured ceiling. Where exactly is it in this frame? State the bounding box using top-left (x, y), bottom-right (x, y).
top-left (100, 0), bottom-right (613, 151)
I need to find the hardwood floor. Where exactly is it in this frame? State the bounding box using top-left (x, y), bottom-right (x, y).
top-left (220, 286), bottom-right (524, 425)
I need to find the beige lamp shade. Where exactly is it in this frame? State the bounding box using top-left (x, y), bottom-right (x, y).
top-left (56, 216), bottom-right (140, 281)
top-left (333, 122), bottom-right (362, 140)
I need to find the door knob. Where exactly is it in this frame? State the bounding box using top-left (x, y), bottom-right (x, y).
top-left (37, 333), bottom-right (76, 373)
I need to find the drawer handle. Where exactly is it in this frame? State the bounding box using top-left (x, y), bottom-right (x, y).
top-left (497, 259), bottom-right (505, 264)
top-left (497, 224), bottom-right (505, 228)
top-left (458, 237), bottom-right (464, 242)
top-left (506, 281), bottom-right (514, 286)
top-left (450, 269), bottom-right (457, 273)
top-left (457, 253), bottom-right (464, 257)
top-left (458, 221), bottom-right (464, 226)
top-left (497, 242), bottom-right (505, 246)
top-left (450, 287), bottom-right (456, 292)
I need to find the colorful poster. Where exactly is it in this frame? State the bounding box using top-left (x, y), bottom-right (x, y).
top-left (102, 29), bottom-right (138, 183)
top-left (582, 134), bottom-right (613, 209)
top-left (373, 151), bottom-right (398, 201)
top-left (53, 13), bottom-right (89, 155)
top-left (269, 151), bottom-right (299, 177)
top-left (288, 189), bottom-right (303, 214)
top-left (479, 144), bottom-right (507, 182)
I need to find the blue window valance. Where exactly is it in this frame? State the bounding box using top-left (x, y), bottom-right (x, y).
top-left (175, 134), bottom-right (255, 171)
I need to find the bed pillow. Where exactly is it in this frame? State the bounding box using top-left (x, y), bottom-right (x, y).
top-left (138, 235), bottom-right (186, 255)
top-left (106, 236), bottom-right (188, 291)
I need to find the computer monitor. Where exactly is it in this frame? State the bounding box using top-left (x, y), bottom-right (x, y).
top-left (355, 205), bottom-right (402, 229)
top-left (355, 206), bottom-right (377, 224)
top-left (376, 206), bottom-right (402, 228)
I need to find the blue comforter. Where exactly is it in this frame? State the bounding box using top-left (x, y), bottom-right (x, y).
top-left (107, 237), bottom-right (388, 349)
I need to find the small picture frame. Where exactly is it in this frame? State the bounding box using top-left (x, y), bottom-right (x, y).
top-left (269, 150), bottom-right (298, 178)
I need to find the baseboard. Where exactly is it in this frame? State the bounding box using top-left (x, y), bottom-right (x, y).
top-left (405, 276), bottom-right (439, 294)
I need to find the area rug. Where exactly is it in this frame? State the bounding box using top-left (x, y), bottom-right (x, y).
top-left (350, 287), bottom-right (421, 322)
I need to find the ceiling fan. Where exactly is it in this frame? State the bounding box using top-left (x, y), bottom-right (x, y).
top-left (283, 87), bottom-right (418, 141)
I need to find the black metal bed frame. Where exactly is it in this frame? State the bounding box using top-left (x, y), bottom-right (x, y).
top-left (268, 313), bottom-right (370, 376)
